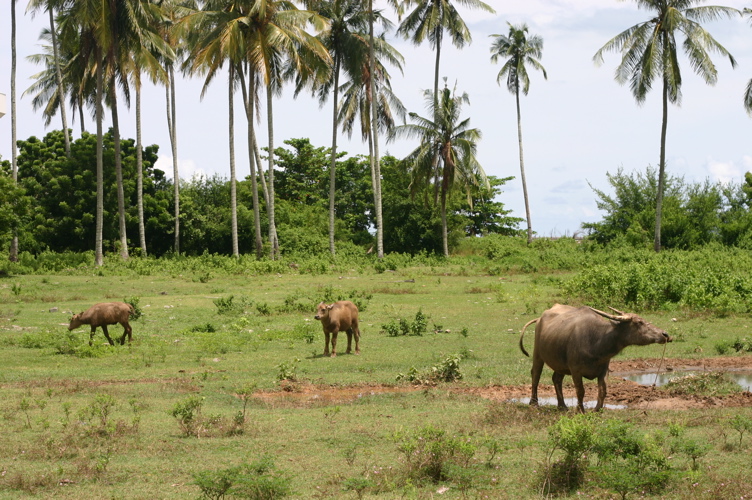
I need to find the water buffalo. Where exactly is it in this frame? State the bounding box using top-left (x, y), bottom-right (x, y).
top-left (519, 304), bottom-right (671, 412)
top-left (69, 302), bottom-right (135, 346)
top-left (314, 301), bottom-right (360, 357)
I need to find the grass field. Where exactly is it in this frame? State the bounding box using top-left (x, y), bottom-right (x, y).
top-left (1, 258), bottom-right (752, 499)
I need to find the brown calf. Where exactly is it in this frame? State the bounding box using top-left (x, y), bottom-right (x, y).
top-left (69, 302), bottom-right (135, 346)
top-left (314, 301), bottom-right (361, 357)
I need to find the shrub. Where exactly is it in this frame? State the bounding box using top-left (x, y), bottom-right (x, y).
top-left (170, 395), bottom-right (205, 437)
top-left (194, 457), bottom-right (292, 500)
top-left (394, 425), bottom-right (476, 483)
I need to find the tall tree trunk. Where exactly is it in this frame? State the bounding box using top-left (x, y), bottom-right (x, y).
top-left (516, 89), bottom-right (532, 244)
top-left (266, 87), bottom-right (279, 259)
top-left (239, 68), bottom-right (264, 258)
top-left (654, 76), bottom-right (669, 253)
top-left (49, 8), bottom-right (70, 157)
top-left (440, 190), bottom-right (448, 257)
top-left (328, 57), bottom-right (340, 257)
top-left (136, 84), bottom-right (147, 256)
top-left (95, 56), bottom-right (104, 267)
top-left (433, 27), bottom-right (443, 106)
top-left (166, 65), bottom-right (180, 254)
top-left (368, 0), bottom-right (384, 259)
top-left (9, 0), bottom-right (18, 262)
top-left (229, 65), bottom-right (239, 257)
top-left (78, 104), bottom-right (85, 135)
top-left (111, 75), bottom-right (129, 260)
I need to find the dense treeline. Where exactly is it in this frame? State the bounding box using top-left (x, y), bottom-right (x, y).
top-left (0, 133), bottom-right (520, 257)
top-left (584, 167), bottom-right (752, 250)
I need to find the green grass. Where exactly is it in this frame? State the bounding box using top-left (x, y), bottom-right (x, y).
top-left (1, 259), bottom-right (751, 498)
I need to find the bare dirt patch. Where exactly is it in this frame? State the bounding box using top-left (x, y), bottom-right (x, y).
top-left (253, 357), bottom-right (752, 410)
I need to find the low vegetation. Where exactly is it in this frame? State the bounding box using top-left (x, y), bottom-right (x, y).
top-left (1, 244), bottom-right (751, 498)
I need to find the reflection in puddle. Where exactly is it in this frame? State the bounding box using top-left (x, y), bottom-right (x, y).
top-left (623, 370), bottom-right (752, 391)
top-left (508, 397), bottom-right (627, 410)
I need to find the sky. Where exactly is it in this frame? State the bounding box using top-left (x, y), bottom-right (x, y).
top-left (1, 0), bottom-right (751, 237)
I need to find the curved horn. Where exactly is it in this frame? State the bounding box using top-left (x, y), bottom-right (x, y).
top-left (588, 306), bottom-right (628, 322)
top-left (608, 306), bottom-right (625, 315)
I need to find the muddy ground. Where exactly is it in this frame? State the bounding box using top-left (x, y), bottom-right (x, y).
top-left (254, 356), bottom-right (752, 410)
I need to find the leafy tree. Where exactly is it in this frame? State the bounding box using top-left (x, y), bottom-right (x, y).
top-left (462, 176), bottom-right (522, 237)
top-left (0, 161), bottom-right (31, 245)
top-left (381, 155), bottom-right (444, 254)
top-left (584, 166), bottom-right (726, 249)
top-left (273, 138), bottom-right (374, 244)
top-left (392, 82), bottom-right (487, 256)
top-left (490, 23), bottom-right (547, 244)
top-left (13, 130), bottom-right (171, 255)
top-left (594, 0), bottom-right (739, 252)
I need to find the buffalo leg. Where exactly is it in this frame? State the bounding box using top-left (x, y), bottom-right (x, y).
top-left (330, 330), bottom-right (339, 357)
top-left (552, 372), bottom-right (567, 410)
top-left (89, 327), bottom-right (96, 346)
top-left (353, 325), bottom-right (360, 355)
top-left (595, 374), bottom-right (608, 411)
top-left (323, 331), bottom-right (331, 356)
top-left (119, 321), bottom-right (132, 345)
top-left (529, 356), bottom-right (545, 406)
top-left (345, 329), bottom-right (353, 354)
top-left (101, 325), bottom-right (115, 346)
top-left (571, 374), bottom-right (586, 413)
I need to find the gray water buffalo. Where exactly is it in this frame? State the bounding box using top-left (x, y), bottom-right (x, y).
top-left (314, 301), bottom-right (360, 357)
top-left (69, 302), bottom-right (135, 346)
top-left (519, 304), bottom-right (671, 412)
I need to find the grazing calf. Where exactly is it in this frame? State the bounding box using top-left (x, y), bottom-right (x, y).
top-left (314, 301), bottom-right (361, 357)
top-left (69, 302), bottom-right (135, 346)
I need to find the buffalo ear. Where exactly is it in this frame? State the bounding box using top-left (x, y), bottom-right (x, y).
top-left (326, 304), bottom-right (334, 310)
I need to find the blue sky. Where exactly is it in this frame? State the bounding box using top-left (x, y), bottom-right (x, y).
top-left (1, 0), bottom-right (751, 236)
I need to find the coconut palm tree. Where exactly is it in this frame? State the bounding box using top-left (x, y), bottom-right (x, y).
top-left (27, 0), bottom-right (72, 158)
top-left (241, 0), bottom-right (331, 259)
top-left (125, 2), bottom-right (171, 257)
top-left (594, 0), bottom-right (739, 252)
top-left (391, 82), bottom-right (487, 256)
top-left (337, 39), bottom-right (405, 142)
top-left (182, 0), bottom-right (267, 257)
top-left (9, 0), bottom-right (19, 262)
top-left (183, 0), bottom-right (247, 257)
top-left (490, 23), bottom-right (547, 245)
top-left (302, 0), bottom-right (390, 256)
top-left (397, 0), bottom-right (494, 105)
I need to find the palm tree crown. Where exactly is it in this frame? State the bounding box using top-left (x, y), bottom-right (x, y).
top-left (392, 82), bottom-right (487, 256)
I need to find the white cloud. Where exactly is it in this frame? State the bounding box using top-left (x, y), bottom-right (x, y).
top-left (155, 156), bottom-right (206, 181)
top-left (706, 157), bottom-right (743, 185)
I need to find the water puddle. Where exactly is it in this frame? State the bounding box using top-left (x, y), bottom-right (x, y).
top-left (508, 397), bottom-right (627, 410)
top-left (622, 370), bottom-right (752, 391)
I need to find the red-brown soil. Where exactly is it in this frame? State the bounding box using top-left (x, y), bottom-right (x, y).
top-left (254, 357), bottom-right (752, 410)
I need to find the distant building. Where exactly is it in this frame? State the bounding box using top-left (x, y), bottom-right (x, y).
top-left (0, 93), bottom-right (6, 118)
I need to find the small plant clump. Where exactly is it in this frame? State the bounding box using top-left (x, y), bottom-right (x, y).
top-left (397, 354), bottom-right (463, 385)
top-left (381, 309), bottom-right (428, 336)
top-left (193, 456), bottom-right (292, 499)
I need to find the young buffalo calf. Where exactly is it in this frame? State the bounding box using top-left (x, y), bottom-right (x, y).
top-left (314, 301), bottom-right (360, 357)
top-left (68, 302), bottom-right (135, 346)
